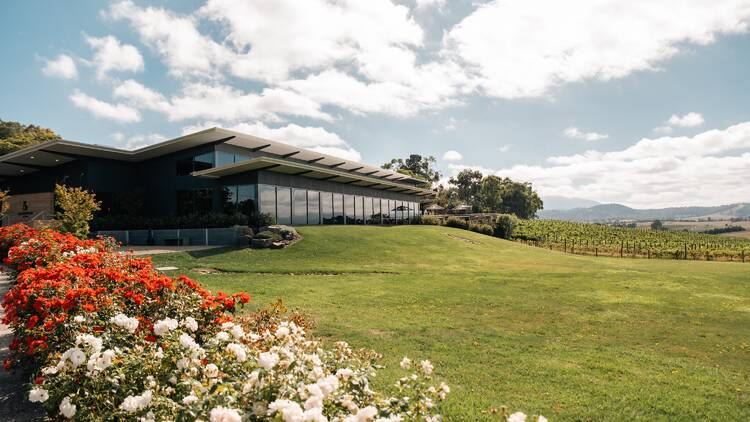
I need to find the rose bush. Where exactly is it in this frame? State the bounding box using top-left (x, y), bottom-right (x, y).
top-left (0, 225), bottom-right (469, 421)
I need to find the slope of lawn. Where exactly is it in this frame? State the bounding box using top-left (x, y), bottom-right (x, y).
top-left (151, 225), bottom-right (750, 421)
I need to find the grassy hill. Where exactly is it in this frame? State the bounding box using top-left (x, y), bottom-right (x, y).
top-left (151, 226), bottom-right (750, 421)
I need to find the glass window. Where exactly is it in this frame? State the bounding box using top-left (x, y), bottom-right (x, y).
top-left (321, 192), bottom-right (333, 224)
top-left (364, 197), bottom-right (373, 224)
top-left (383, 199), bottom-right (391, 224)
top-left (292, 189), bottom-right (307, 225)
top-left (344, 195), bottom-right (355, 224)
top-left (193, 152), bottom-right (214, 172)
top-left (176, 189), bottom-right (212, 215)
top-left (221, 186), bottom-right (237, 214)
top-left (259, 185), bottom-right (276, 222)
top-left (354, 196), bottom-right (365, 224)
top-left (373, 198), bottom-right (381, 224)
top-left (333, 194), bottom-right (344, 224)
top-left (216, 150), bottom-right (235, 166)
top-left (237, 185), bottom-right (257, 216)
top-left (307, 191), bottom-right (320, 225)
top-left (396, 200), bottom-right (404, 223)
top-left (276, 187), bottom-right (292, 225)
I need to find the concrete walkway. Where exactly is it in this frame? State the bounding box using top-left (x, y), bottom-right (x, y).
top-left (0, 267), bottom-right (44, 421)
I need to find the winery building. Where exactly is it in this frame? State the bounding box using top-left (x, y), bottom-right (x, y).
top-left (0, 128), bottom-right (434, 227)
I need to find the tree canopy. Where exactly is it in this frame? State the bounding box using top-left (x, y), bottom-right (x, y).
top-left (439, 169), bottom-right (544, 219)
top-left (0, 119), bottom-right (61, 155)
top-left (382, 154), bottom-right (441, 187)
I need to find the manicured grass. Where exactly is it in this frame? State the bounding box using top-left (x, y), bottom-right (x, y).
top-left (151, 226), bottom-right (750, 421)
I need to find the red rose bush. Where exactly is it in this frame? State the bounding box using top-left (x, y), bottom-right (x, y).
top-left (1, 225), bottom-right (461, 421)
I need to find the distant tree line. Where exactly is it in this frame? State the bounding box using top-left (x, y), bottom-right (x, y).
top-left (0, 119), bottom-right (61, 155)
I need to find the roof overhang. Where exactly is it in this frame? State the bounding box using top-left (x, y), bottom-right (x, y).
top-left (192, 156), bottom-right (435, 197)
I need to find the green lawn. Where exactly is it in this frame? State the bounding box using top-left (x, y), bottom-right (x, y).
top-left (151, 226), bottom-right (750, 421)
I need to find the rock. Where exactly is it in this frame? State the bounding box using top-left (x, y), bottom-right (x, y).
top-left (251, 238), bottom-right (273, 248)
top-left (270, 241), bottom-right (285, 249)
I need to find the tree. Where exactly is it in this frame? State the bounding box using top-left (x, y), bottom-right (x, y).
top-left (435, 186), bottom-right (460, 209)
top-left (382, 154), bottom-right (441, 187)
top-left (54, 184), bottom-right (101, 239)
top-left (0, 190), bottom-right (9, 218)
top-left (0, 120), bottom-right (61, 155)
top-left (496, 178), bottom-right (543, 219)
top-left (651, 219), bottom-right (664, 231)
top-left (478, 175), bottom-right (504, 212)
top-left (448, 169), bottom-right (483, 208)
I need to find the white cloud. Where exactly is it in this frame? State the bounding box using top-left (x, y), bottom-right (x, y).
top-left (450, 122), bottom-right (750, 208)
top-left (653, 126), bottom-right (674, 134)
top-left (499, 144), bottom-right (512, 153)
top-left (668, 112), bottom-right (705, 128)
top-left (442, 150), bottom-right (463, 161)
top-left (563, 127), bottom-right (609, 142)
top-left (415, 0), bottom-right (446, 10)
top-left (182, 121), bottom-right (361, 162)
top-left (84, 34), bottom-right (144, 78)
top-left (108, 132), bottom-right (165, 149)
top-left (444, 0), bottom-right (750, 98)
top-left (42, 54), bottom-right (78, 79)
top-left (69, 90), bottom-right (140, 123)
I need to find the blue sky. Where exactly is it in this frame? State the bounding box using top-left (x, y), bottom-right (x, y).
top-left (2, 0), bottom-right (750, 208)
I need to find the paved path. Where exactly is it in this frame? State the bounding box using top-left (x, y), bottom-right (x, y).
top-left (0, 267), bottom-right (44, 421)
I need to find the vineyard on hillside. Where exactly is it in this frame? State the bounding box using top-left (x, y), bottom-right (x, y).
top-left (513, 220), bottom-right (750, 262)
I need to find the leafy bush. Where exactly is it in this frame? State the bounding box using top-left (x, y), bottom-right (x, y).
top-left (494, 214), bottom-right (519, 239)
top-left (0, 224), bottom-right (462, 422)
top-left (703, 225), bottom-right (745, 235)
top-left (254, 230), bottom-right (282, 241)
top-left (469, 223), bottom-right (494, 236)
top-left (248, 212), bottom-right (275, 229)
top-left (421, 215), bottom-right (440, 225)
top-left (54, 184), bottom-right (101, 239)
top-left (444, 216), bottom-right (469, 230)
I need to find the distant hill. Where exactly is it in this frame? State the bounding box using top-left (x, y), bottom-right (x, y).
top-left (542, 195), bottom-right (601, 210)
top-left (0, 119), bottom-right (61, 155)
top-left (539, 203), bottom-right (750, 222)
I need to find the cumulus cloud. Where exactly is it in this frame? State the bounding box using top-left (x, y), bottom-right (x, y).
top-left (108, 132), bottom-right (166, 150)
top-left (181, 121), bottom-right (362, 162)
top-left (450, 122), bottom-right (750, 208)
top-left (443, 0), bottom-right (750, 98)
top-left (668, 112), bottom-right (705, 128)
top-left (442, 150), bottom-right (463, 161)
top-left (70, 90), bottom-right (140, 123)
top-left (84, 34), bottom-right (144, 78)
top-left (415, 0), bottom-right (446, 10)
top-left (42, 54), bottom-right (78, 79)
top-left (563, 127), bottom-right (609, 142)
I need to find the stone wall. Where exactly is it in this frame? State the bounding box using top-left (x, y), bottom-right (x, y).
top-left (5, 192), bottom-right (54, 225)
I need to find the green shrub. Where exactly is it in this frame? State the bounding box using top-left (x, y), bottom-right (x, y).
top-left (249, 211), bottom-right (275, 229)
top-left (254, 230), bottom-right (282, 241)
top-left (55, 184), bottom-right (101, 238)
top-left (469, 223), bottom-right (494, 236)
top-left (444, 216), bottom-right (469, 230)
top-left (493, 214), bottom-right (519, 239)
top-left (421, 215), bottom-right (441, 225)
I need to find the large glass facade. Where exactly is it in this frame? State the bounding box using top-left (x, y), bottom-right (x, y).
top-left (321, 192), bottom-right (333, 224)
top-left (307, 191), bottom-right (320, 225)
top-left (276, 187), bottom-right (292, 225)
top-left (292, 189), bottom-right (307, 225)
top-left (255, 184), bottom-right (420, 226)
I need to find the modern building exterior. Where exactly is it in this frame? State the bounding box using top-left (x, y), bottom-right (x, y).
top-left (0, 128), bottom-right (435, 227)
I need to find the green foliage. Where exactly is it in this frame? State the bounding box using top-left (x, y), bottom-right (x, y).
top-left (249, 212), bottom-right (275, 229)
top-left (449, 169), bottom-right (483, 207)
top-left (0, 190), bottom-right (9, 217)
top-left (493, 214), bottom-right (519, 239)
top-left (444, 216), bottom-right (469, 230)
top-left (0, 119), bottom-right (61, 155)
top-left (54, 184), bottom-right (101, 238)
top-left (478, 175), bottom-right (504, 212)
top-left (703, 225), bottom-right (745, 235)
top-left (254, 230), bottom-right (282, 241)
top-left (446, 171), bottom-right (543, 218)
top-left (513, 219), bottom-right (750, 261)
top-left (382, 154), bottom-right (440, 186)
top-left (468, 222), bottom-right (494, 236)
top-left (435, 186), bottom-right (460, 209)
top-left (420, 215), bottom-right (441, 225)
top-left (651, 219), bottom-right (664, 231)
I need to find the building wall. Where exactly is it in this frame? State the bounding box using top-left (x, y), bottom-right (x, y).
top-left (5, 192), bottom-right (54, 224)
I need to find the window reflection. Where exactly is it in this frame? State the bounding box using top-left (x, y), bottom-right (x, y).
top-left (276, 187), bottom-right (292, 225)
top-left (333, 194), bottom-right (344, 224)
top-left (307, 191), bottom-right (320, 225)
top-left (344, 194), bottom-right (355, 224)
top-left (292, 189), bottom-right (307, 225)
top-left (259, 185), bottom-right (276, 222)
top-left (321, 192), bottom-right (333, 224)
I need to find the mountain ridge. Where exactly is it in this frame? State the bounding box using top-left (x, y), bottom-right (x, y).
top-left (539, 202), bottom-right (750, 222)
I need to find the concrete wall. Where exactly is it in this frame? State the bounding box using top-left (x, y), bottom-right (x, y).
top-left (6, 192), bottom-right (54, 224)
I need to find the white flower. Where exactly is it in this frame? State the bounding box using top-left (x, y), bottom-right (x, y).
top-left (176, 358), bottom-right (190, 369)
top-left (210, 406), bottom-right (242, 422)
top-left (154, 347), bottom-right (164, 359)
top-left (179, 333), bottom-right (200, 350)
top-left (420, 360), bottom-right (433, 376)
top-left (29, 388), bottom-right (49, 403)
top-left (226, 343), bottom-right (247, 362)
top-left (537, 416), bottom-right (548, 422)
top-left (508, 412), bottom-right (527, 422)
top-left (231, 324), bottom-right (245, 340)
top-left (110, 314), bottom-right (139, 333)
top-left (336, 368), bottom-right (354, 379)
top-left (258, 352), bottom-right (279, 371)
top-left (59, 396), bottom-right (76, 419)
top-left (268, 399), bottom-right (304, 422)
top-left (73, 315), bottom-right (85, 323)
top-left (215, 331), bottom-right (230, 342)
top-left (153, 318), bottom-right (178, 336)
top-left (182, 393), bottom-right (199, 405)
top-left (64, 347), bottom-right (86, 368)
top-left (275, 325), bottom-right (290, 338)
top-left (182, 317), bottom-right (198, 332)
top-left (399, 357), bottom-right (411, 370)
top-left (346, 406), bottom-right (378, 422)
top-left (76, 334), bottom-right (103, 353)
top-left (120, 390), bottom-right (153, 413)
top-left (86, 349), bottom-right (116, 373)
top-left (205, 363), bottom-right (219, 378)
